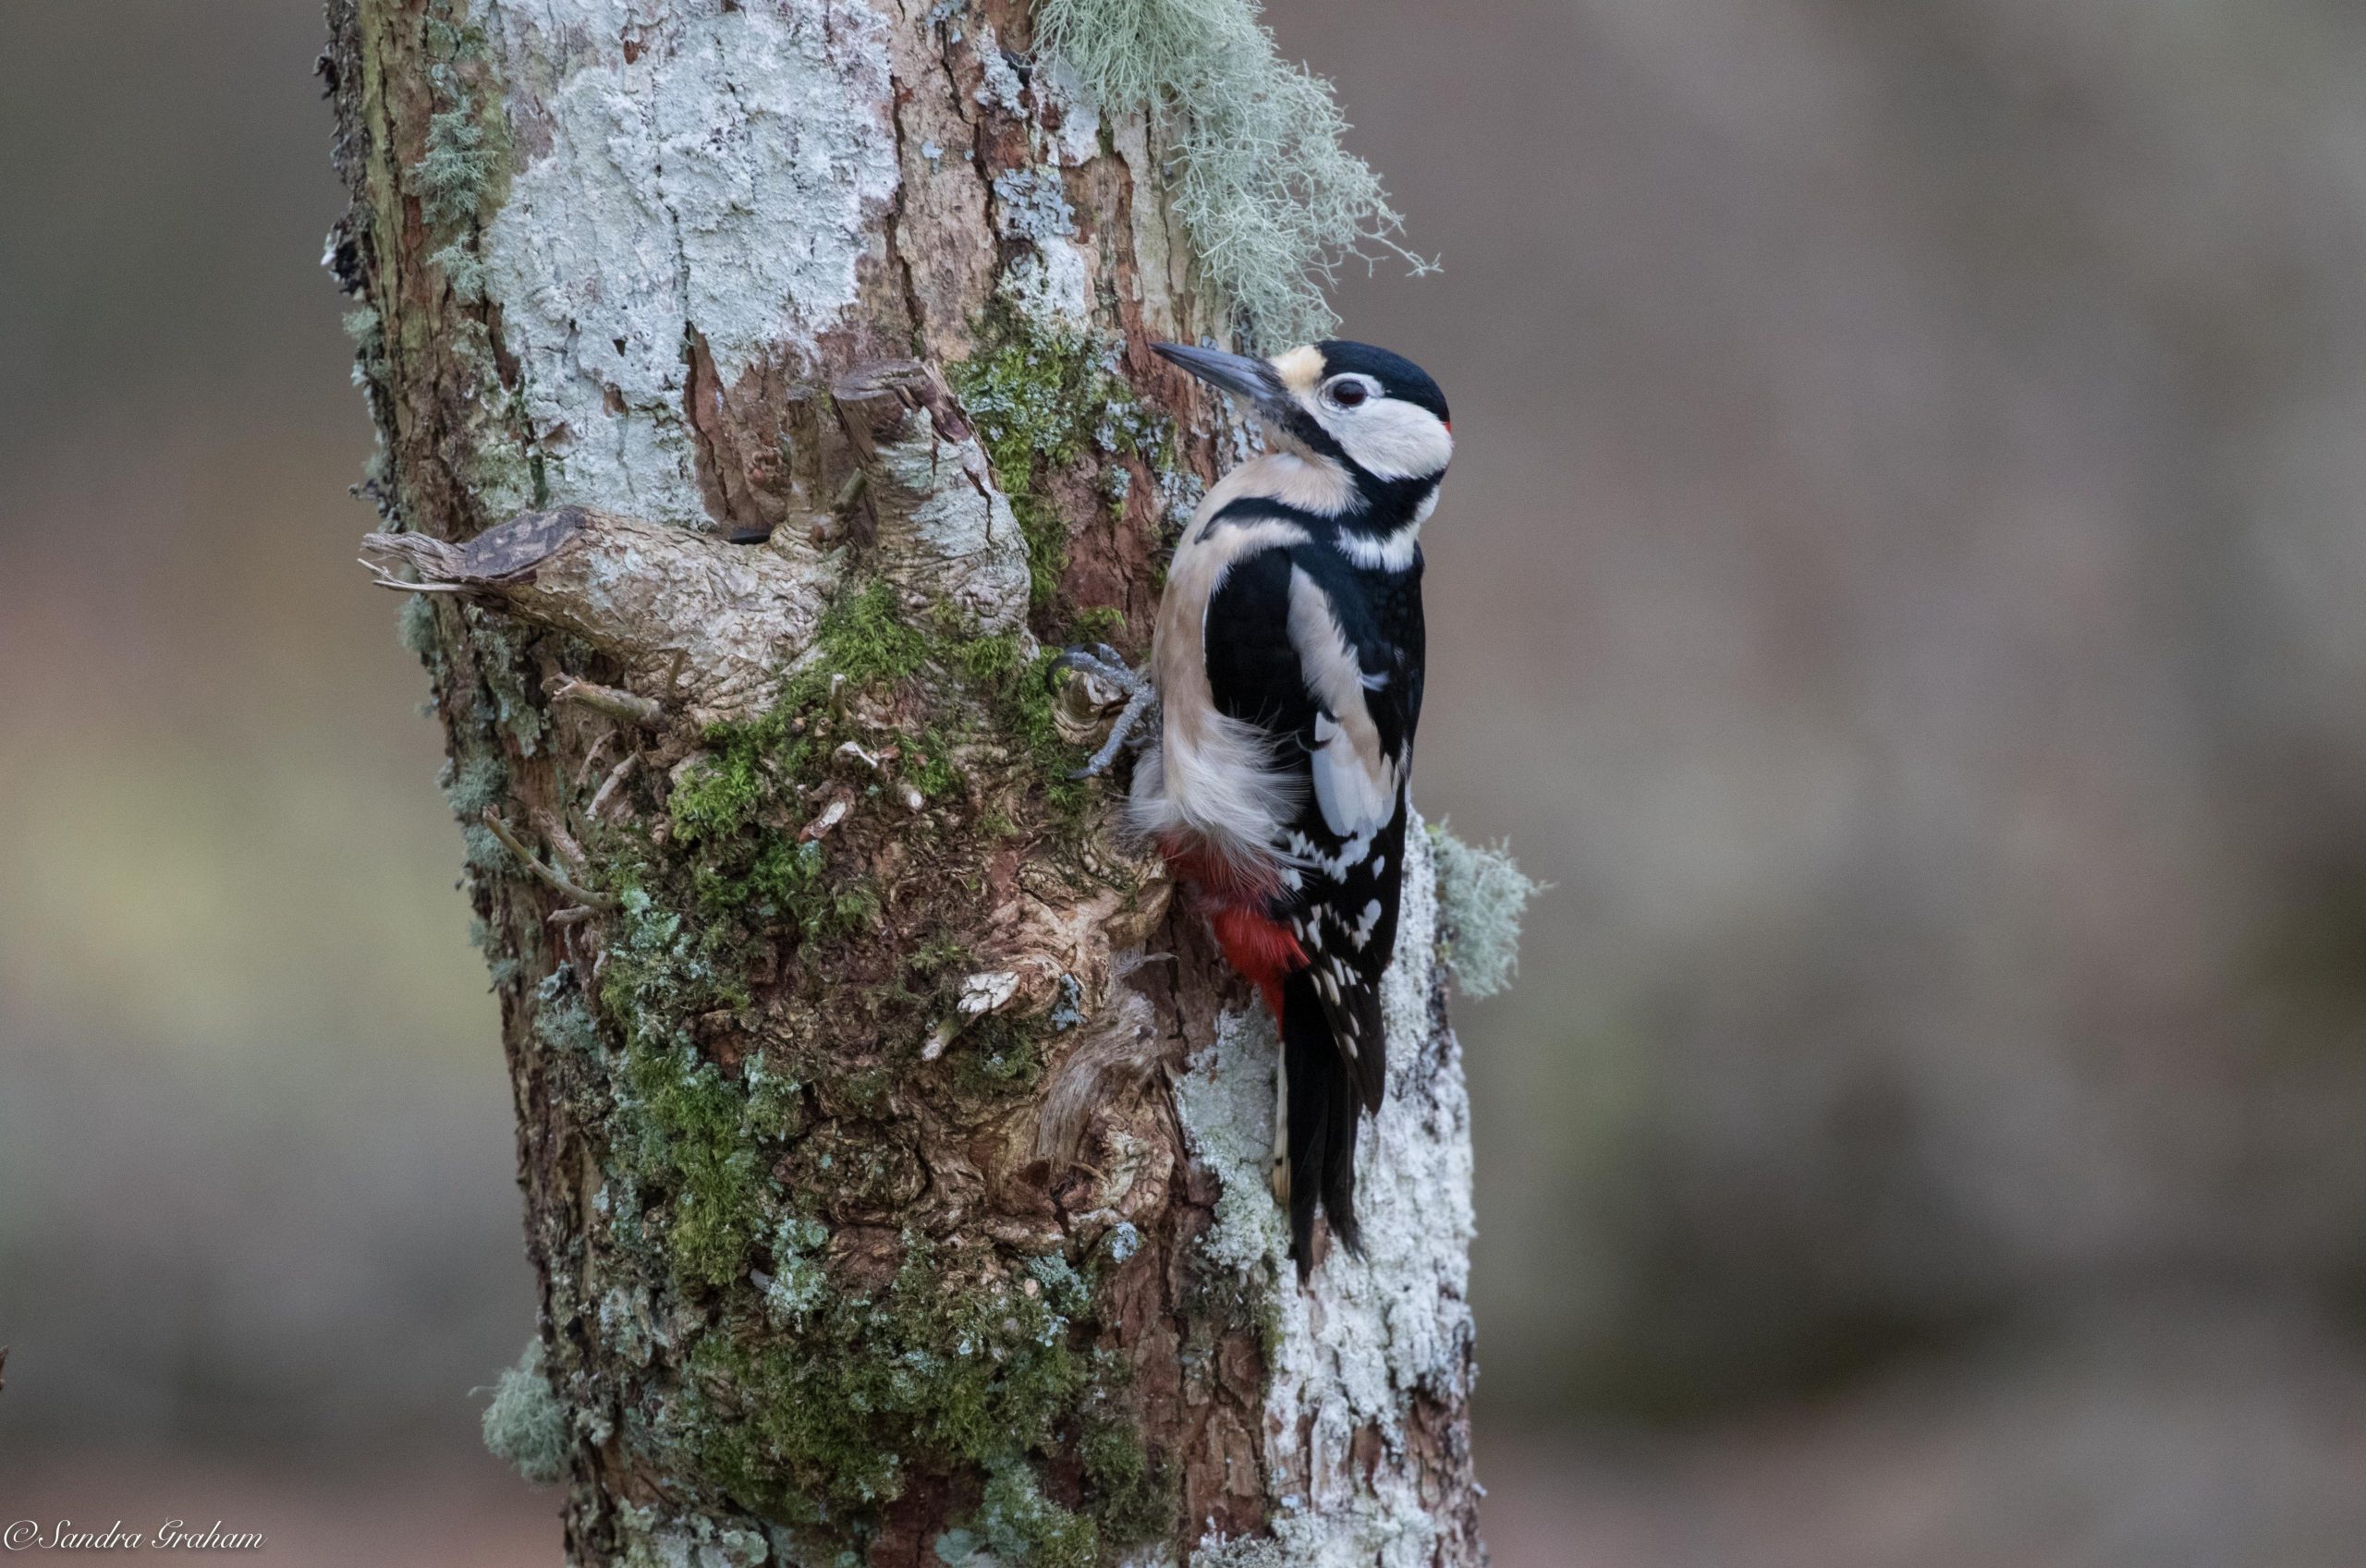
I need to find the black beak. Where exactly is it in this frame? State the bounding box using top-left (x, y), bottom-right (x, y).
top-left (1153, 342), bottom-right (1288, 417)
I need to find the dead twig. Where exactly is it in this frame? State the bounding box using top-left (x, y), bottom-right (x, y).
top-left (545, 674), bottom-right (664, 727)
top-left (482, 809), bottom-right (619, 909)
top-left (589, 753), bottom-right (639, 820)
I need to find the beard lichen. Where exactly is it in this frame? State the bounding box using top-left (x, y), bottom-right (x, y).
top-left (481, 1337), bottom-right (569, 1485)
top-left (1427, 821), bottom-right (1542, 1000)
top-left (1034, 0), bottom-right (1433, 348)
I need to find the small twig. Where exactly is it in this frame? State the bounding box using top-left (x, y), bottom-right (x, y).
top-left (921, 1016), bottom-right (960, 1062)
top-left (589, 753), bottom-right (639, 820)
top-left (545, 675), bottom-right (663, 727)
top-left (481, 809), bottom-right (619, 909)
top-left (357, 559), bottom-right (472, 594)
top-left (923, 971), bottom-right (1020, 1061)
top-left (574, 731), bottom-right (616, 796)
top-left (798, 796), bottom-right (852, 843)
top-left (532, 807), bottom-right (592, 878)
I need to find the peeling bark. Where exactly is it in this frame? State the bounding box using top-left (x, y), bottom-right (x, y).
top-left (324, 2), bottom-right (1481, 1562)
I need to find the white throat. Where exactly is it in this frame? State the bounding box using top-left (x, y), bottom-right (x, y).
top-left (1333, 486), bottom-right (1437, 572)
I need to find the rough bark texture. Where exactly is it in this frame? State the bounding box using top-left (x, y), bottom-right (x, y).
top-left (323, 2), bottom-right (1480, 1563)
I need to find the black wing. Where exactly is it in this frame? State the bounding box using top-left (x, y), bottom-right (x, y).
top-left (1204, 541), bottom-right (1426, 1270)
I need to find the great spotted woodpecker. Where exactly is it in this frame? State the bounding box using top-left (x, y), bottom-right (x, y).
top-left (1060, 339), bottom-right (1452, 1278)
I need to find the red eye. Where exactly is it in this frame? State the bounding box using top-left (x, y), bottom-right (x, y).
top-left (1331, 381), bottom-right (1369, 407)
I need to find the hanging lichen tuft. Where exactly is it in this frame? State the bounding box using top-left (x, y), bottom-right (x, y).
top-left (1035, 0), bottom-right (1433, 347)
top-left (1430, 821), bottom-right (1543, 999)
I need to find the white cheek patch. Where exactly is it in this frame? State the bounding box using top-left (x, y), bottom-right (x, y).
top-left (1323, 399), bottom-right (1454, 481)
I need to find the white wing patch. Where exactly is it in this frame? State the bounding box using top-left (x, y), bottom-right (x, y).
top-left (1287, 566), bottom-right (1399, 842)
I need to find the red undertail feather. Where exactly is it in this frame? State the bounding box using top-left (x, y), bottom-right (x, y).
top-left (1159, 834), bottom-right (1306, 1018)
top-left (1209, 906), bottom-right (1307, 1021)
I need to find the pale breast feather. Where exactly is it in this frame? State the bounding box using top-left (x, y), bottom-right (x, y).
top-left (1128, 511), bottom-right (1313, 868)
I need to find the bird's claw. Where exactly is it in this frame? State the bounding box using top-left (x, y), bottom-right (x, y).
top-left (1050, 643), bottom-right (1159, 778)
top-left (1047, 644), bottom-right (1145, 694)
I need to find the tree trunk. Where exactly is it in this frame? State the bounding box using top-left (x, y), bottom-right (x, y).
top-left (323, 2), bottom-right (1482, 1562)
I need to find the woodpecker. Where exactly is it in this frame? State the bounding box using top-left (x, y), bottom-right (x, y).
top-left (1061, 339), bottom-right (1452, 1278)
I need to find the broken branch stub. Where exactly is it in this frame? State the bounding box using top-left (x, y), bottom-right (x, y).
top-left (359, 359), bottom-right (1033, 725)
top-left (832, 359), bottom-right (1031, 636)
top-left (362, 506), bottom-right (837, 725)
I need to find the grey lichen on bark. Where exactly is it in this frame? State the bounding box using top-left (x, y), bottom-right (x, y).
top-left (323, 0), bottom-right (1486, 1563)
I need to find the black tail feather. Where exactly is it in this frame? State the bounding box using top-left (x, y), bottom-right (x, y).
top-left (1282, 969), bottom-right (1363, 1281)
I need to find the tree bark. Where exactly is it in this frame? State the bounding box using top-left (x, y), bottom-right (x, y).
top-left (323, 2), bottom-right (1482, 1563)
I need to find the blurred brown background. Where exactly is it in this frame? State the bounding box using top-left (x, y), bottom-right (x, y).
top-left (6, 1), bottom-right (2366, 1562)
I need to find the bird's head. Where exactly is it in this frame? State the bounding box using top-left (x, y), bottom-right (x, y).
top-left (1153, 339), bottom-right (1453, 492)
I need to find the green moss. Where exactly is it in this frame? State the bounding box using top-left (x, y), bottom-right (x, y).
top-left (669, 588), bottom-right (1097, 930)
top-left (800, 578), bottom-right (936, 691)
top-left (973, 1459), bottom-right (1098, 1568)
top-left (1079, 1410), bottom-right (1174, 1545)
top-left (960, 631), bottom-right (1093, 821)
top-left (742, 1052), bottom-right (806, 1142)
top-left (586, 883), bottom-right (802, 1292)
top-left (623, 1039), bottom-right (771, 1290)
top-left (538, 573), bottom-right (1159, 1551)
top-left (670, 580), bottom-right (936, 845)
top-left (585, 574), bottom-right (1110, 1295)
top-left (658, 580), bottom-right (956, 959)
top-left (952, 1014), bottom-right (1048, 1098)
top-left (668, 741), bottom-right (776, 846)
top-left (684, 1241), bottom-right (1092, 1525)
top-left (1068, 605), bottom-right (1126, 644)
top-left (953, 319), bottom-right (1161, 611)
top-left (907, 726), bottom-right (963, 801)
top-left (957, 325), bottom-right (1117, 476)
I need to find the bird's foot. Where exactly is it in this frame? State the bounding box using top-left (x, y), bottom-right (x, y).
top-left (1049, 643), bottom-right (1158, 778)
